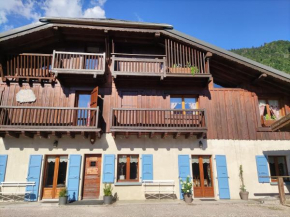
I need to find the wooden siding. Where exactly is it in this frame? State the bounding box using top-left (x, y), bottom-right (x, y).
top-left (100, 85), bottom-right (290, 140)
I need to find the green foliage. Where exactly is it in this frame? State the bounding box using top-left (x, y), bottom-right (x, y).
top-left (59, 188), bottom-right (67, 197)
top-left (265, 114), bottom-right (276, 120)
top-left (103, 183), bottom-right (113, 196)
top-left (180, 176), bottom-right (192, 195)
top-left (230, 40), bottom-right (290, 74)
top-left (239, 165), bottom-right (246, 192)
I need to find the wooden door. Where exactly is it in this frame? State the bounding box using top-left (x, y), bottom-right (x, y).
top-left (42, 155), bottom-right (68, 199)
top-left (82, 154), bottom-right (102, 199)
top-left (192, 155), bottom-right (214, 198)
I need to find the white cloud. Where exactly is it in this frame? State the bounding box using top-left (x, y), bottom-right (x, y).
top-left (43, 0), bottom-right (106, 18)
top-left (134, 13), bottom-right (143, 22)
top-left (2, 24), bottom-right (14, 31)
top-left (0, 0), bottom-right (40, 24)
top-left (0, 0), bottom-right (107, 27)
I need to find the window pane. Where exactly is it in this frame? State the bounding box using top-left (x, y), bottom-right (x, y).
top-left (45, 157), bottom-right (56, 187)
top-left (268, 156), bottom-right (277, 177)
top-left (184, 98), bottom-right (197, 109)
top-left (203, 157), bottom-right (212, 187)
top-left (170, 98), bottom-right (182, 109)
top-left (130, 156), bottom-right (138, 180)
top-left (57, 156), bottom-right (68, 187)
top-left (117, 155), bottom-right (127, 181)
top-left (192, 156), bottom-right (201, 187)
top-left (277, 157), bottom-right (287, 176)
top-left (268, 100), bottom-right (280, 120)
top-left (258, 100), bottom-right (267, 117)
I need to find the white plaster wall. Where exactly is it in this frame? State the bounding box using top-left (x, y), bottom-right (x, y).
top-left (0, 134), bottom-right (289, 201)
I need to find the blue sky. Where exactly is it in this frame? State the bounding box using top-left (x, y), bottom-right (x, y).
top-left (0, 0), bottom-right (289, 49)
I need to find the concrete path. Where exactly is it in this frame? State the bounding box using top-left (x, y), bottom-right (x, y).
top-left (1, 200), bottom-right (290, 217)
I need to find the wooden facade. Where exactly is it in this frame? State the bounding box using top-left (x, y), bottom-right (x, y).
top-left (0, 20), bottom-right (289, 141)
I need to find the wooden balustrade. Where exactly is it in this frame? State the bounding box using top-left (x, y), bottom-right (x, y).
top-left (111, 53), bottom-right (167, 78)
top-left (4, 53), bottom-right (53, 79)
top-left (111, 108), bottom-right (206, 129)
top-left (51, 51), bottom-right (106, 76)
top-left (165, 39), bottom-right (208, 74)
top-left (0, 106), bottom-right (99, 129)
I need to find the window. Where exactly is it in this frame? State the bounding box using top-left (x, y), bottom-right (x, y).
top-left (170, 96), bottom-right (198, 114)
top-left (259, 99), bottom-right (284, 121)
top-left (117, 155), bottom-right (139, 182)
top-left (268, 156), bottom-right (289, 182)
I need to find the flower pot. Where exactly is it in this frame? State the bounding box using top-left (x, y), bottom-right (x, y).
top-left (183, 194), bottom-right (192, 204)
top-left (59, 196), bottom-right (68, 205)
top-left (103, 195), bottom-right (113, 205)
top-left (240, 191), bottom-right (249, 200)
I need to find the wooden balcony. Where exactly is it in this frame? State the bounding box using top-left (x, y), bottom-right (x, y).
top-left (0, 106), bottom-right (101, 141)
top-left (110, 52), bottom-right (212, 84)
top-left (2, 53), bottom-right (54, 83)
top-left (110, 108), bottom-right (207, 138)
top-left (51, 51), bottom-right (106, 78)
top-left (111, 53), bottom-right (167, 79)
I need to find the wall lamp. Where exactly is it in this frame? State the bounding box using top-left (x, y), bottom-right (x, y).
top-left (199, 140), bottom-right (203, 149)
top-left (53, 140), bottom-right (58, 148)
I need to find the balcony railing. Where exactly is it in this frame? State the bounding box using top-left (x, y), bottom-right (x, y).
top-left (2, 53), bottom-right (53, 80)
top-left (51, 51), bottom-right (106, 77)
top-left (0, 106), bottom-right (99, 130)
top-left (111, 53), bottom-right (167, 78)
top-left (111, 108), bottom-right (207, 133)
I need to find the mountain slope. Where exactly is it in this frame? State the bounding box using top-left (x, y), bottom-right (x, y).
top-left (230, 40), bottom-right (290, 74)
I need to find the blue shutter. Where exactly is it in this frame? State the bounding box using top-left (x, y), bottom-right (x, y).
top-left (216, 155), bottom-right (230, 199)
top-left (25, 155), bottom-right (42, 201)
top-left (102, 154), bottom-right (115, 183)
top-left (0, 155), bottom-right (8, 183)
top-left (256, 155), bottom-right (270, 183)
top-left (142, 154), bottom-right (153, 181)
top-left (178, 155), bottom-right (191, 200)
top-left (67, 155), bottom-right (82, 202)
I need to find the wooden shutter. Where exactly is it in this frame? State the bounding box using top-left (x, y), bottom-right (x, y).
top-left (178, 155), bottom-right (191, 199)
top-left (67, 155), bottom-right (82, 202)
top-left (0, 155), bottom-right (8, 183)
top-left (90, 87), bottom-right (99, 126)
top-left (25, 155), bottom-right (42, 201)
top-left (256, 155), bottom-right (270, 183)
top-left (102, 154), bottom-right (115, 183)
top-left (90, 87), bottom-right (99, 108)
top-left (142, 154), bottom-right (153, 181)
top-left (215, 155), bottom-right (230, 199)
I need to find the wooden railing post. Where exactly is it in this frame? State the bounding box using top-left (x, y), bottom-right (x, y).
top-left (278, 177), bottom-right (286, 205)
top-left (205, 52), bottom-right (212, 74)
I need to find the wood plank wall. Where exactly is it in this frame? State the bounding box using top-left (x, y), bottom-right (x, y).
top-left (100, 85), bottom-right (290, 140)
top-left (0, 83), bottom-right (75, 108)
top-left (0, 82), bottom-right (289, 140)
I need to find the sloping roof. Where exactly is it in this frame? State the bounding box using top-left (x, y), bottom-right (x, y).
top-left (0, 17), bottom-right (289, 83)
top-left (164, 29), bottom-right (290, 82)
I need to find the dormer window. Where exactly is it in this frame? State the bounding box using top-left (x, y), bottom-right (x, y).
top-left (258, 99), bottom-right (284, 127)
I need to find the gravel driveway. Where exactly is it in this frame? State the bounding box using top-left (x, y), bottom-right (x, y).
top-left (1, 200), bottom-right (290, 217)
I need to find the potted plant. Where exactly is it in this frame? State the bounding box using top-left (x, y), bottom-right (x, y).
top-left (169, 63), bottom-right (199, 75)
top-left (180, 176), bottom-right (193, 204)
top-left (103, 183), bottom-right (113, 204)
top-left (239, 165), bottom-right (249, 200)
top-left (261, 114), bottom-right (276, 127)
top-left (59, 188), bottom-right (68, 205)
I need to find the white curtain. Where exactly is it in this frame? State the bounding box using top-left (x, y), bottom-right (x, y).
top-left (170, 103), bottom-right (178, 109)
top-left (258, 100), bottom-right (266, 117)
top-left (47, 156), bottom-right (56, 163)
top-left (60, 156), bottom-right (68, 163)
top-left (119, 156), bottom-right (127, 163)
top-left (191, 157), bottom-right (199, 164)
top-left (188, 102), bottom-right (197, 109)
top-left (130, 156), bottom-right (138, 163)
top-left (269, 100), bottom-right (280, 119)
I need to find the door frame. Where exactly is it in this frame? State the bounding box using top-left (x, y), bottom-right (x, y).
top-left (81, 154), bottom-right (102, 200)
top-left (41, 154), bottom-right (69, 199)
top-left (191, 155), bottom-right (215, 198)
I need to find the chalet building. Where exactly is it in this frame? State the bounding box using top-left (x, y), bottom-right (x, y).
top-left (0, 17), bottom-right (289, 202)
